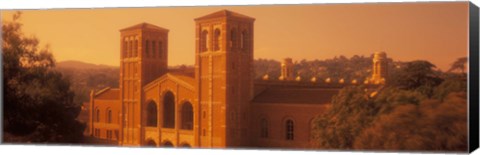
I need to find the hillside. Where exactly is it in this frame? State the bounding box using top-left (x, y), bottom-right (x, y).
top-left (57, 60), bottom-right (117, 70)
top-left (55, 61), bottom-right (120, 107)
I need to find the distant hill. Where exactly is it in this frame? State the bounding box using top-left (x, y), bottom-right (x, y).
top-left (55, 60), bottom-right (120, 107)
top-left (57, 60), bottom-right (118, 70)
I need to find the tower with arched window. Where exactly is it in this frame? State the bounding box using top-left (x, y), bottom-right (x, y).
top-left (280, 58), bottom-right (294, 81)
top-left (119, 23), bottom-right (169, 145)
top-left (194, 10), bottom-right (255, 147)
top-left (371, 51), bottom-right (388, 84)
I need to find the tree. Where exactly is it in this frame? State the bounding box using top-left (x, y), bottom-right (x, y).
top-left (354, 92), bottom-right (467, 151)
top-left (2, 12), bottom-right (85, 143)
top-left (448, 57), bottom-right (467, 74)
top-left (311, 86), bottom-right (375, 149)
top-left (390, 60), bottom-right (443, 97)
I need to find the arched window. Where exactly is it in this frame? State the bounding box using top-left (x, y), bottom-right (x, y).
top-left (230, 29), bottom-right (237, 49)
top-left (146, 139), bottom-right (156, 147)
top-left (200, 30), bottom-right (208, 52)
top-left (260, 118), bottom-right (268, 138)
top-left (181, 102), bottom-right (193, 130)
top-left (145, 40), bottom-right (150, 57)
top-left (158, 41), bottom-right (163, 58)
top-left (163, 141), bottom-right (174, 147)
top-left (152, 41), bottom-right (156, 58)
top-left (213, 29), bottom-right (221, 51)
top-left (146, 101), bottom-right (158, 127)
top-left (127, 40), bottom-right (132, 58)
top-left (285, 119), bottom-right (294, 140)
top-left (129, 40), bottom-right (134, 57)
top-left (163, 91), bottom-right (175, 128)
top-left (106, 108), bottom-right (112, 123)
top-left (123, 40), bottom-right (128, 58)
top-left (133, 39), bottom-right (138, 57)
top-left (180, 143), bottom-right (191, 148)
top-left (96, 108), bottom-right (100, 122)
top-left (240, 30), bottom-right (248, 50)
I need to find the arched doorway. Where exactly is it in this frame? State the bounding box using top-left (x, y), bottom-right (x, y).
top-left (146, 101), bottom-right (157, 127)
top-left (162, 141), bottom-right (174, 147)
top-left (180, 143), bottom-right (191, 148)
top-left (145, 139), bottom-right (156, 147)
top-left (163, 91), bottom-right (175, 128)
top-left (181, 102), bottom-right (193, 130)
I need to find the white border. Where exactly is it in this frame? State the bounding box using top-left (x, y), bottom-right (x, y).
top-left (0, 0), bottom-right (471, 10)
top-left (0, 0), bottom-right (479, 155)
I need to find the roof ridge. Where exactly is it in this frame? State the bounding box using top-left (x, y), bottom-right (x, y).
top-left (143, 73), bottom-right (195, 91)
top-left (94, 87), bottom-right (111, 97)
top-left (120, 22), bottom-right (169, 32)
top-left (194, 9), bottom-right (255, 21)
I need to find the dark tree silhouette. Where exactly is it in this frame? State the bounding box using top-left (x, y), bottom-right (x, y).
top-left (2, 12), bottom-right (85, 143)
top-left (390, 60), bottom-right (443, 98)
top-left (448, 57), bottom-right (467, 74)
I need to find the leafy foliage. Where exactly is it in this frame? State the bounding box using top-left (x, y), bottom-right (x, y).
top-left (448, 57), bottom-right (467, 74)
top-left (354, 92), bottom-right (467, 151)
top-left (389, 60), bottom-right (443, 97)
top-left (311, 86), bottom-right (375, 149)
top-left (56, 66), bottom-right (119, 106)
top-left (311, 58), bottom-right (467, 151)
top-left (2, 12), bottom-right (85, 143)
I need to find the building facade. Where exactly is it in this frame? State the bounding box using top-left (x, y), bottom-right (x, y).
top-left (88, 10), bottom-right (387, 149)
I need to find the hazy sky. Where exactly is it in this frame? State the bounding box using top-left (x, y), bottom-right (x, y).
top-left (1, 2), bottom-right (468, 71)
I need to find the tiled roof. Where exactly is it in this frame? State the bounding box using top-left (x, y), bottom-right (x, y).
top-left (252, 86), bottom-right (339, 104)
top-left (194, 9), bottom-right (255, 21)
top-left (120, 22), bottom-right (169, 32)
top-left (170, 73), bottom-right (196, 87)
top-left (143, 73), bottom-right (195, 91)
top-left (94, 88), bottom-right (120, 100)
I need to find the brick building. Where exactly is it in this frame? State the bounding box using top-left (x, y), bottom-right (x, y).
top-left (87, 10), bottom-right (387, 149)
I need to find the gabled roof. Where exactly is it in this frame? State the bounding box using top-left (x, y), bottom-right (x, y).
top-left (94, 87), bottom-right (120, 100)
top-left (120, 22), bottom-right (169, 32)
top-left (252, 87), bottom-right (339, 104)
top-left (194, 9), bottom-right (255, 21)
top-left (143, 73), bottom-right (195, 91)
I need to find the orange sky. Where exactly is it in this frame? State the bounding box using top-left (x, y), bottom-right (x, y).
top-left (1, 2), bottom-right (469, 71)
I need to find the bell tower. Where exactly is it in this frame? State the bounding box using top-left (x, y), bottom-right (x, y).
top-left (118, 23), bottom-right (169, 145)
top-left (280, 58), bottom-right (294, 81)
top-left (371, 51), bottom-right (388, 84)
top-left (194, 10), bottom-right (255, 147)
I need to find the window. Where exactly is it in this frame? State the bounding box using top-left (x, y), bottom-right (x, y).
top-left (123, 40), bottom-right (128, 58)
top-left (240, 31), bottom-right (248, 50)
top-left (230, 29), bottom-right (237, 48)
top-left (96, 108), bottom-right (100, 122)
top-left (213, 29), bottom-right (221, 51)
top-left (146, 101), bottom-right (158, 127)
top-left (158, 41), bottom-right (163, 58)
top-left (286, 119), bottom-right (294, 140)
top-left (152, 41), bottom-right (156, 58)
top-left (181, 102), bottom-right (193, 130)
top-left (260, 118), bottom-right (268, 138)
top-left (145, 40), bottom-right (150, 57)
top-left (106, 130), bottom-right (112, 140)
top-left (200, 30), bottom-right (208, 52)
top-left (94, 128), bottom-right (100, 137)
top-left (107, 109), bottom-right (112, 123)
top-left (114, 130), bottom-right (119, 140)
top-left (133, 40), bottom-right (138, 57)
top-left (129, 40), bottom-right (134, 57)
top-left (163, 91), bottom-right (175, 128)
